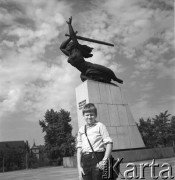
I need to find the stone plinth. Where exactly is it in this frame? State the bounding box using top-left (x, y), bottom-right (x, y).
top-left (75, 80), bottom-right (145, 150)
top-left (63, 147), bottom-right (175, 167)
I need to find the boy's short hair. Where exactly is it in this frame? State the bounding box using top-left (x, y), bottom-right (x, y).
top-left (82, 103), bottom-right (97, 116)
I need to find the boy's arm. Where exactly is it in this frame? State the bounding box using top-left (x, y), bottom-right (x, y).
top-left (99, 123), bottom-right (113, 156)
top-left (97, 142), bottom-right (113, 170)
top-left (102, 142), bottom-right (113, 161)
top-left (77, 147), bottom-right (85, 179)
top-left (98, 123), bottom-right (113, 169)
top-left (77, 147), bottom-right (82, 169)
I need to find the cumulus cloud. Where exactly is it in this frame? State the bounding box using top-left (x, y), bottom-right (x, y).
top-left (0, 0), bottom-right (75, 121)
top-left (0, 51), bottom-right (80, 120)
top-left (0, 0), bottom-right (174, 143)
top-left (78, 0), bottom-right (174, 80)
top-left (141, 82), bottom-right (154, 91)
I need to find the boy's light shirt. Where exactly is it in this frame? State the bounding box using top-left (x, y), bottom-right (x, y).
top-left (76, 122), bottom-right (113, 152)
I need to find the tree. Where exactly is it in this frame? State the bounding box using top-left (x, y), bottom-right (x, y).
top-left (25, 140), bottom-right (30, 169)
top-left (0, 143), bottom-right (25, 172)
top-left (39, 109), bottom-right (75, 165)
top-left (170, 116), bottom-right (175, 146)
top-left (138, 110), bottom-right (174, 148)
top-left (152, 110), bottom-right (171, 147)
top-left (137, 118), bottom-right (156, 147)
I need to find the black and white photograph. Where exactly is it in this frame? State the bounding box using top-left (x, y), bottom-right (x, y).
top-left (0, 0), bottom-right (174, 179)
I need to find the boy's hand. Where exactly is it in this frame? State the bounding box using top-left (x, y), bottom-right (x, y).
top-left (97, 160), bottom-right (107, 170)
top-left (78, 166), bottom-right (85, 180)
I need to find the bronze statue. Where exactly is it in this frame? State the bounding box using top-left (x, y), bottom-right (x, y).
top-left (60, 17), bottom-right (123, 85)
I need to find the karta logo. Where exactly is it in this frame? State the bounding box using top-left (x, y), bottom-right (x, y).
top-left (102, 158), bottom-right (175, 179)
top-left (113, 157), bottom-right (123, 176)
top-left (102, 157), bottom-right (123, 179)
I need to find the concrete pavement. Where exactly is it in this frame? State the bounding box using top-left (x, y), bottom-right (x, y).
top-left (0, 157), bottom-right (174, 180)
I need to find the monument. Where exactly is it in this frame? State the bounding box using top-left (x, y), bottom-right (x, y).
top-left (60, 16), bottom-right (144, 150)
top-left (60, 17), bottom-right (168, 167)
top-left (60, 17), bottom-right (123, 85)
top-left (62, 17), bottom-right (175, 167)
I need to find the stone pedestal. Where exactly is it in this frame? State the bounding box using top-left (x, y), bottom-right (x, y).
top-left (63, 147), bottom-right (175, 167)
top-left (75, 80), bottom-right (145, 150)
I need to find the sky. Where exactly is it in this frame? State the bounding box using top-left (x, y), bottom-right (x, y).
top-left (0, 0), bottom-right (174, 146)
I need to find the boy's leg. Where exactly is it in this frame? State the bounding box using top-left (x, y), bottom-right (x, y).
top-left (92, 166), bottom-right (103, 180)
top-left (81, 154), bottom-right (92, 180)
top-left (92, 152), bottom-right (105, 180)
top-left (82, 167), bottom-right (92, 180)
top-left (81, 152), bottom-right (104, 180)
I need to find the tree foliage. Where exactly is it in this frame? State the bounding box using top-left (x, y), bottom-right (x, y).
top-left (39, 108), bottom-right (75, 163)
top-left (138, 110), bottom-right (175, 148)
top-left (0, 143), bottom-right (26, 172)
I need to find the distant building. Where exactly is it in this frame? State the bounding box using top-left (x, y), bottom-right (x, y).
top-left (31, 142), bottom-right (45, 160)
top-left (31, 142), bottom-right (40, 159)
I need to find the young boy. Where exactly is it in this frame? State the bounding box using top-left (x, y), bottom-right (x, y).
top-left (76, 103), bottom-right (113, 180)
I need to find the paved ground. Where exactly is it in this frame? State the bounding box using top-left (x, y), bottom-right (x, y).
top-left (0, 157), bottom-right (174, 180)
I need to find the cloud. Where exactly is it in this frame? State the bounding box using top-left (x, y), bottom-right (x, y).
top-left (1, 88), bottom-right (21, 112)
top-left (141, 82), bottom-right (154, 91)
top-left (0, 51), bottom-right (80, 119)
top-left (0, 0), bottom-right (70, 48)
top-left (131, 71), bottom-right (140, 78)
top-left (78, 0), bottom-right (173, 80)
top-left (156, 60), bottom-right (175, 79)
top-left (130, 93), bottom-right (152, 120)
top-left (0, 0), bottom-right (75, 121)
top-left (129, 92), bottom-right (174, 121)
top-left (0, 0), bottom-right (174, 144)
top-left (131, 97), bottom-right (174, 122)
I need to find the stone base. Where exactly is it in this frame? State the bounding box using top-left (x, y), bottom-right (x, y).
top-left (75, 80), bottom-right (145, 150)
top-left (112, 147), bottom-right (175, 163)
top-left (63, 156), bottom-right (77, 168)
top-left (63, 147), bottom-right (175, 168)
